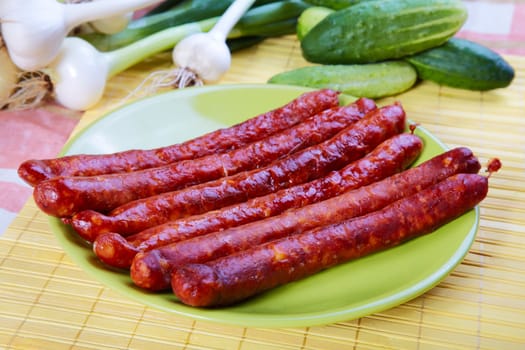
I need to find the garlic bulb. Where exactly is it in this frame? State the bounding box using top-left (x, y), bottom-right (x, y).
top-left (172, 0), bottom-right (256, 83)
top-left (0, 0), bottom-right (160, 71)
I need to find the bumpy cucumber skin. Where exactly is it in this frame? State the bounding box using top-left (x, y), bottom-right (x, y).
top-left (301, 0), bottom-right (467, 64)
top-left (267, 61), bottom-right (417, 98)
top-left (405, 38), bottom-right (515, 90)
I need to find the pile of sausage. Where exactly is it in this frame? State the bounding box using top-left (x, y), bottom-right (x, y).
top-left (18, 89), bottom-right (498, 307)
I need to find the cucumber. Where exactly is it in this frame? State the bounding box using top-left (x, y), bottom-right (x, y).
top-left (303, 0), bottom-right (370, 10)
top-left (296, 6), bottom-right (334, 41)
top-left (405, 38), bottom-right (515, 91)
top-left (301, 0), bottom-right (467, 64)
top-left (268, 61), bottom-right (417, 98)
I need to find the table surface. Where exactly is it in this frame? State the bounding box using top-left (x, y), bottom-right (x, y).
top-left (1, 2), bottom-right (525, 349)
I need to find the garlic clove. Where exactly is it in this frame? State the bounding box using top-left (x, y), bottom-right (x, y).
top-left (1, 0), bottom-right (67, 71)
top-left (48, 37), bottom-right (109, 111)
top-left (172, 32), bottom-right (231, 83)
top-left (90, 12), bottom-right (133, 35)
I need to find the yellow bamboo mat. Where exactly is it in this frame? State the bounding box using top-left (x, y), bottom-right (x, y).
top-left (1, 36), bottom-right (525, 349)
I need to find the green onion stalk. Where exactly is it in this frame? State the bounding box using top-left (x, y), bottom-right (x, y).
top-left (82, 0), bottom-right (285, 51)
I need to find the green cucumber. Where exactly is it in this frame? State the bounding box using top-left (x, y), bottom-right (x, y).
top-left (303, 0), bottom-right (370, 10)
top-left (268, 61), bottom-right (417, 98)
top-left (296, 6), bottom-right (334, 41)
top-left (297, 1), bottom-right (382, 41)
top-left (301, 0), bottom-right (467, 64)
top-left (405, 38), bottom-right (515, 91)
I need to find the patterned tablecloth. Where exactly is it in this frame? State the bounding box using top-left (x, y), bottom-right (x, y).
top-left (1, 1), bottom-right (524, 349)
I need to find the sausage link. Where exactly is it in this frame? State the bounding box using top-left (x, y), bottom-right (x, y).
top-left (130, 147), bottom-right (480, 291)
top-left (171, 173), bottom-right (489, 306)
top-left (18, 89), bottom-right (341, 186)
top-left (33, 98), bottom-right (376, 217)
top-left (70, 103), bottom-right (406, 242)
top-left (94, 133), bottom-right (424, 269)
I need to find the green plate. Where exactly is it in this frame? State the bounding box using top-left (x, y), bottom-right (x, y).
top-left (49, 84), bottom-right (479, 328)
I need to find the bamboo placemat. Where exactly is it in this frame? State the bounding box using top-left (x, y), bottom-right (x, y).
top-left (1, 36), bottom-right (524, 349)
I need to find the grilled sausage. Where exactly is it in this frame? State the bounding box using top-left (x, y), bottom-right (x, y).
top-left (93, 133), bottom-right (424, 269)
top-left (171, 173), bottom-right (489, 306)
top-left (70, 103), bottom-right (406, 242)
top-left (130, 148), bottom-right (481, 291)
top-left (18, 89), bottom-right (340, 186)
top-left (32, 98), bottom-right (376, 217)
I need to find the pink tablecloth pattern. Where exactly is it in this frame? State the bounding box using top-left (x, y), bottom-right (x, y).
top-left (0, 106), bottom-right (80, 233)
top-left (458, 1), bottom-right (525, 55)
top-left (0, 1), bottom-right (524, 235)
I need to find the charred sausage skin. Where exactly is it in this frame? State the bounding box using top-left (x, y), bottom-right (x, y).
top-left (32, 98), bottom-right (376, 217)
top-left (131, 147), bottom-right (480, 291)
top-left (171, 173), bottom-right (489, 307)
top-left (19, 89), bottom-right (340, 186)
top-left (71, 103), bottom-right (406, 242)
top-left (94, 132), bottom-right (423, 269)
